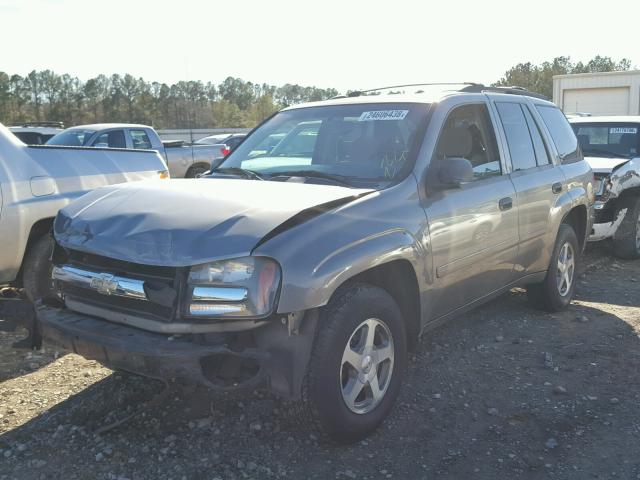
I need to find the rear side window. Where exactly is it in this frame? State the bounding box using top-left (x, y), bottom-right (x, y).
top-left (496, 102), bottom-right (537, 171)
top-left (522, 106), bottom-right (550, 166)
top-left (131, 129), bottom-right (152, 149)
top-left (535, 106), bottom-right (581, 163)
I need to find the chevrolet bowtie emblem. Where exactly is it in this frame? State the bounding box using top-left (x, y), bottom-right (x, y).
top-left (89, 273), bottom-right (119, 295)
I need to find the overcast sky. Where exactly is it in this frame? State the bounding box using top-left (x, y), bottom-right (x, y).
top-left (1, 0), bottom-right (638, 92)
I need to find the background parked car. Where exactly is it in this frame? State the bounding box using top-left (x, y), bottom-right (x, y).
top-left (0, 122), bottom-right (169, 304)
top-left (47, 123), bottom-right (226, 178)
top-left (9, 121), bottom-right (64, 144)
top-left (570, 116), bottom-right (640, 258)
top-left (195, 133), bottom-right (246, 155)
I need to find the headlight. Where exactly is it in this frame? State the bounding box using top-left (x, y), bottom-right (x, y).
top-left (186, 257), bottom-right (281, 318)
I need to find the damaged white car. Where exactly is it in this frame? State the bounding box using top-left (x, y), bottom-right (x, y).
top-left (571, 117), bottom-right (640, 258)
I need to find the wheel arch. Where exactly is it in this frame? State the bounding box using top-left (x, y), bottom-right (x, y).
top-left (330, 260), bottom-right (422, 351)
top-left (561, 204), bottom-right (589, 252)
top-left (185, 162), bottom-right (211, 178)
top-left (15, 217), bottom-right (55, 286)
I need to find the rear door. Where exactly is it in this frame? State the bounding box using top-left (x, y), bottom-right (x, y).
top-left (425, 102), bottom-right (519, 318)
top-left (491, 100), bottom-right (566, 276)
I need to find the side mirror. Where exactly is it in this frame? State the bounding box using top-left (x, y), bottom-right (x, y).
top-left (437, 157), bottom-right (474, 188)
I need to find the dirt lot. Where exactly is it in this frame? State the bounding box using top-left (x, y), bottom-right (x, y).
top-left (1, 244), bottom-right (639, 480)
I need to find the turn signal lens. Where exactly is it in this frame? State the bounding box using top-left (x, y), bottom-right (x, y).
top-left (158, 170), bottom-right (170, 180)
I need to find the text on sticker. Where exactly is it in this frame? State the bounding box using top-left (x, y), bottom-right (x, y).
top-left (358, 110), bottom-right (409, 121)
top-left (610, 127), bottom-right (637, 134)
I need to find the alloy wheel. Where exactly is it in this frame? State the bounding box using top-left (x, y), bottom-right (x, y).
top-left (556, 241), bottom-right (575, 297)
top-left (340, 318), bottom-right (394, 414)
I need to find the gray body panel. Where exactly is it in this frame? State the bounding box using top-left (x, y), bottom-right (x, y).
top-left (55, 178), bottom-right (371, 267)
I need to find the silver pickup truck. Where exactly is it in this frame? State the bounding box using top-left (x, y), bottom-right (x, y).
top-left (47, 124), bottom-right (225, 178)
top-left (38, 84), bottom-right (594, 442)
top-left (0, 123), bottom-right (169, 302)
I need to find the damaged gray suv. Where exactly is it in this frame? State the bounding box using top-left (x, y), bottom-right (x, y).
top-left (39, 84), bottom-right (594, 441)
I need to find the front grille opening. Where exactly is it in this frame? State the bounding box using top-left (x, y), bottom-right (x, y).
top-left (200, 353), bottom-right (261, 388)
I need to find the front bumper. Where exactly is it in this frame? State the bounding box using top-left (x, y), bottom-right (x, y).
top-left (38, 304), bottom-right (269, 391)
top-left (37, 304), bottom-right (318, 399)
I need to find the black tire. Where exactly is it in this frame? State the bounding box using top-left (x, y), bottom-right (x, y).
top-left (22, 235), bottom-right (56, 303)
top-left (301, 283), bottom-right (407, 442)
top-left (186, 164), bottom-right (209, 178)
top-left (527, 224), bottom-right (579, 312)
top-left (612, 196), bottom-right (640, 259)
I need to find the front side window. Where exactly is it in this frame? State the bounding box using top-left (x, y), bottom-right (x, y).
top-left (93, 130), bottom-right (126, 148)
top-left (130, 129), bottom-right (152, 149)
top-left (433, 103), bottom-right (502, 180)
top-left (572, 123), bottom-right (639, 159)
top-left (496, 102), bottom-right (537, 171)
top-left (536, 105), bottom-right (581, 163)
top-left (219, 103), bottom-right (429, 188)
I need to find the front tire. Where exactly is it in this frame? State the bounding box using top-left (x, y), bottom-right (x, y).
top-left (302, 284), bottom-right (407, 442)
top-left (22, 235), bottom-right (56, 303)
top-left (527, 224), bottom-right (579, 312)
top-left (612, 196), bottom-right (640, 259)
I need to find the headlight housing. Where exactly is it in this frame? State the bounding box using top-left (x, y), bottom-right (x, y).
top-left (186, 257), bottom-right (281, 318)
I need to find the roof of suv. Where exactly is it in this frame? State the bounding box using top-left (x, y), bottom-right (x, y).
top-left (283, 84), bottom-right (554, 111)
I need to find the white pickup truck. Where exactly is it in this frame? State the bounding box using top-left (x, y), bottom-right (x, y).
top-left (47, 124), bottom-right (226, 178)
top-left (0, 123), bottom-right (169, 301)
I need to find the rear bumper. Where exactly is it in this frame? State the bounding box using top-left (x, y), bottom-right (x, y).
top-left (37, 305), bottom-right (269, 391)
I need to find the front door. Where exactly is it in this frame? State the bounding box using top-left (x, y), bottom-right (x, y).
top-left (424, 103), bottom-right (519, 318)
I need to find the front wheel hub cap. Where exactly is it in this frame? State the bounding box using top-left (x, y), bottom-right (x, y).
top-left (340, 318), bottom-right (394, 414)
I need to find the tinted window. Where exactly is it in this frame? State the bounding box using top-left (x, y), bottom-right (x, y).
top-left (536, 106), bottom-right (581, 163)
top-left (131, 129), bottom-right (152, 149)
top-left (496, 102), bottom-right (537, 171)
top-left (572, 123), bottom-right (639, 159)
top-left (522, 106), bottom-right (550, 166)
top-left (433, 103), bottom-right (502, 180)
top-left (93, 130), bottom-right (126, 148)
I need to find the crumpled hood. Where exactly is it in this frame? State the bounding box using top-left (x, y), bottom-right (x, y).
top-left (585, 156), bottom-right (631, 174)
top-left (54, 178), bottom-right (371, 266)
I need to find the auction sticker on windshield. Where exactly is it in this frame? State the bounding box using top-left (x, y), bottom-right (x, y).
top-left (358, 110), bottom-right (409, 121)
top-left (610, 127), bottom-right (637, 134)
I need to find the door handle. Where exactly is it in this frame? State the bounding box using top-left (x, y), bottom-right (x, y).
top-left (498, 197), bottom-right (513, 211)
top-left (552, 182), bottom-right (563, 194)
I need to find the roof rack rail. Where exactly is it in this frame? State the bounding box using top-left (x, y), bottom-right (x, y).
top-left (459, 84), bottom-right (548, 100)
top-left (343, 83), bottom-right (481, 98)
top-left (333, 83), bottom-right (548, 101)
top-left (9, 121), bottom-right (65, 129)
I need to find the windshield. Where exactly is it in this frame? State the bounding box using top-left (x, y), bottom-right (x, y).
top-left (46, 129), bottom-right (96, 146)
top-left (572, 123), bottom-right (639, 159)
top-left (217, 103), bottom-right (429, 187)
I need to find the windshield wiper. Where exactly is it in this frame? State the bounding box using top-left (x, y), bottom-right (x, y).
top-left (267, 170), bottom-right (354, 187)
top-left (210, 167), bottom-right (264, 180)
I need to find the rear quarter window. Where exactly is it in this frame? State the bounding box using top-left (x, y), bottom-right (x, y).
top-left (535, 106), bottom-right (582, 163)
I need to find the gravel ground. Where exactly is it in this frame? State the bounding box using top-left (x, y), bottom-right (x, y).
top-left (1, 244), bottom-right (639, 480)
